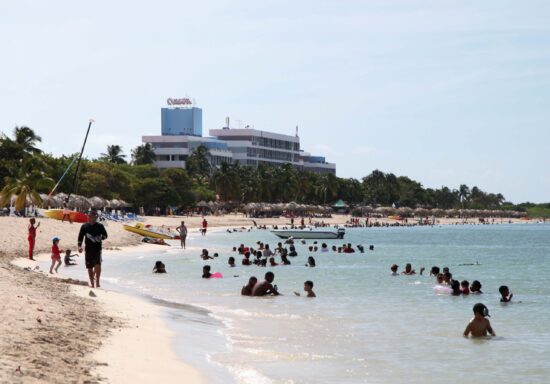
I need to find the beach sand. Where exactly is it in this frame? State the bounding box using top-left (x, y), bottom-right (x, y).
top-left (0, 213), bottom-right (532, 383)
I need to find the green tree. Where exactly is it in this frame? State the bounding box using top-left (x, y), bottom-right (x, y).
top-left (0, 167), bottom-right (54, 211)
top-left (185, 145), bottom-right (211, 179)
top-left (131, 143), bottom-right (156, 165)
top-left (100, 145), bottom-right (127, 164)
top-left (213, 162), bottom-right (241, 201)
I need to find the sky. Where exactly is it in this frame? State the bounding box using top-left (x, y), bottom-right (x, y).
top-left (1, 0), bottom-right (549, 203)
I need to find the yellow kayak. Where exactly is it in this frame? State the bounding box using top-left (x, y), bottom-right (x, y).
top-left (123, 223), bottom-right (180, 240)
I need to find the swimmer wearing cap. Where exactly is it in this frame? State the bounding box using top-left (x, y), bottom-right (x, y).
top-left (463, 303), bottom-right (495, 338)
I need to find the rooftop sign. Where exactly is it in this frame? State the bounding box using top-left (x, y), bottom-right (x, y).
top-left (167, 98), bottom-right (192, 106)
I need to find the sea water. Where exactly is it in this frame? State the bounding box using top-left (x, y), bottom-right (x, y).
top-left (56, 224), bottom-right (550, 383)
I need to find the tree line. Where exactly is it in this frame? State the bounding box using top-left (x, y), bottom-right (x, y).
top-left (1, 126), bottom-right (548, 216)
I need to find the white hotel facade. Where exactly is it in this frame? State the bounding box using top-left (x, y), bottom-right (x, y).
top-left (143, 99), bottom-right (336, 175)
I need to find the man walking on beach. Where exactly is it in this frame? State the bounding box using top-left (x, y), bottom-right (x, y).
top-left (77, 210), bottom-right (107, 288)
top-left (176, 221), bottom-right (188, 249)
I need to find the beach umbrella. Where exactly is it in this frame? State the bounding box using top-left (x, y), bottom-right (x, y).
top-left (397, 207), bottom-right (413, 217)
top-left (108, 199), bottom-right (122, 209)
top-left (40, 193), bottom-right (58, 208)
top-left (72, 195), bottom-right (91, 210)
top-left (432, 208), bottom-right (444, 217)
top-left (414, 207), bottom-right (428, 217)
top-left (197, 200), bottom-right (208, 208)
top-left (89, 196), bottom-right (108, 209)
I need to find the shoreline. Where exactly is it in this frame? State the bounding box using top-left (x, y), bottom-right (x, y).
top-left (0, 214), bottom-right (545, 383)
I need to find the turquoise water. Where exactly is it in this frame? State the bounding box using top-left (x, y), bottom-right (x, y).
top-left (56, 224), bottom-right (550, 383)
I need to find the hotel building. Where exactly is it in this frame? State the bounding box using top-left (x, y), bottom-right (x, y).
top-left (143, 99), bottom-right (336, 175)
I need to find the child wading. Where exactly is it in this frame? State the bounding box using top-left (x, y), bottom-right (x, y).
top-left (49, 237), bottom-right (62, 274)
top-left (463, 303), bottom-right (495, 338)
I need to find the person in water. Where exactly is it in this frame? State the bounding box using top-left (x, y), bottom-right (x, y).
top-left (470, 280), bottom-right (483, 294)
top-left (201, 249), bottom-right (213, 260)
top-left (463, 303), bottom-right (495, 338)
top-left (461, 280), bottom-right (470, 295)
top-left (49, 237), bottom-right (62, 274)
top-left (202, 265), bottom-right (212, 279)
top-left (64, 249), bottom-right (78, 266)
top-left (241, 276), bottom-right (257, 296)
top-left (228, 256), bottom-right (236, 267)
top-left (242, 252), bottom-right (251, 266)
top-left (450, 280), bottom-right (461, 296)
top-left (269, 257), bottom-right (278, 267)
top-left (175, 221), bottom-right (188, 249)
top-left (430, 266), bottom-right (440, 276)
top-left (390, 264), bottom-right (399, 276)
top-left (435, 273), bottom-right (444, 284)
top-left (294, 280), bottom-right (316, 297)
top-left (281, 253), bottom-right (291, 265)
top-left (402, 263), bottom-right (416, 275)
top-left (499, 285), bottom-right (513, 302)
top-left (153, 261), bottom-right (166, 273)
top-left (252, 271), bottom-right (280, 296)
top-left (306, 256), bottom-right (316, 267)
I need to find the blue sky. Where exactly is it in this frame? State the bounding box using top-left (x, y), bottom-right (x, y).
top-left (1, 0), bottom-right (549, 203)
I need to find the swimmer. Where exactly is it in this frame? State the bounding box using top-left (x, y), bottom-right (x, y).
top-left (390, 264), bottom-right (399, 276)
top-left (200, 249), bottom-right (213, 260)
top-left (153, 261), bottom-right (166, 273)
top-left (435, 273), bottom-right (444, 284)
top-left (228, 257), bottom-right (236, 267)
top-left (202, 265), bottom-right (212, 279)
top-left (252, 271), bottom-right (280, 296)
top-left (430, 266), bottom-right (440, 276)
top-left (402, 263), bottom-right (416, 275)
top-left (281, 253), bottom-right (291, 265)
top-left (499, 285), bottom-right (513, 302)
top-left (461, 280), bottom-right (470, 295)
top-left (450, 280), bottom-right (461, 296)
top-left (463, 303), bottom-right (495, 338)
top-left (241, 276), bottom-right (257, 296)
top-left (269, 257), bottom-right (278, 267)
top-left (471, 280), bottom-right (483, 294)
top-left (306, 256), bottom-right (316, 267)
top-left (294, 280), bottom-right (316, 297)
top-left (242, 252), bottom-right (251, 266)
top-left (443, 271), bottom-right (452, 285)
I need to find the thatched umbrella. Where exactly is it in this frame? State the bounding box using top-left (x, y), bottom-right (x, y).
top-left (197, 200), bottom-right (208, 208)
top-left (397, 207), bottom-right (413, 217)
top-left (40, 194), bottom-right (58, 208)
top-left (285, 201), bottom-right (299, 211)
top-left (432, 208), bottom-right (445, 217)
top-left (89, 196), bottom-right (108, 209)
top-left (72, 195), bottom-right (91, 210)
top-left (414, 207), bottom-right (428, 217)
top-left (108, 199), bottom-right (122, 209)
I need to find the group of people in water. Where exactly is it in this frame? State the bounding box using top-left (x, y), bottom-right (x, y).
top-left (390, 262), bottom-right (516, 337)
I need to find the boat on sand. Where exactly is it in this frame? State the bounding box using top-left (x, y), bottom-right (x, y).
top-left (123, 223), bottom-right (180, 240)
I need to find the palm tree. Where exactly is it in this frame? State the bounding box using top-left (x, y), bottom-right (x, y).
top-left (13, 126), bottom-right (42, 155)
top-left (316, 173), bottom-right (338, 204)
top-left (213, 162), bottom-right (240, 201)
top-left (100, 145), bottom-right (126, 164)
top-left (131, 143), bottom-right (156, 165)
top-left (0, 169), bottom-right (54, 211)
top-left (186, 145), bottom-right (211, 179)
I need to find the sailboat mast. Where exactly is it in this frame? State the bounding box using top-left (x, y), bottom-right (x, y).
top-left (68, 119), bottom-right (94, 199)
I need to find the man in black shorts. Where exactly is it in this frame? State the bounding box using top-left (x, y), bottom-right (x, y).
top-left (78, 210), bottom-right (108, 288)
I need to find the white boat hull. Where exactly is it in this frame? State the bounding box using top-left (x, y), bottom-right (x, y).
top-left (271, 228), bottom-right (345, 239)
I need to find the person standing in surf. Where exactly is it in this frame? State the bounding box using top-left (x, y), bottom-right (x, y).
top-left (27, 218), bottom-right (40, 260)
top-left (77, 210), bottom-right (107, 288)
top-left (176, 220), bottom-right (188, 249)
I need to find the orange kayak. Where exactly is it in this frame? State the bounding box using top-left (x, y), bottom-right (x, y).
top-left (43, 209), bottom-right (89, 223)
